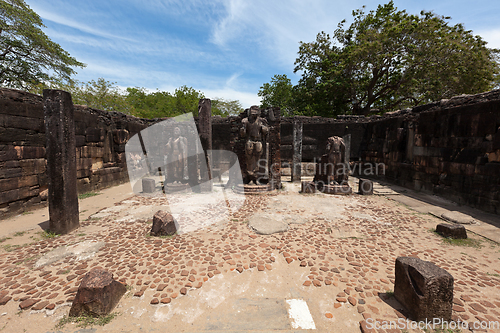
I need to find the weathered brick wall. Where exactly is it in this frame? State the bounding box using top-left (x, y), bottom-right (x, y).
top-left (360, 91), bottom-right (500, 214)
top-left (0, 88), bottom-right (152, 218)
top-left (2, 87), bottom-right (499, 216)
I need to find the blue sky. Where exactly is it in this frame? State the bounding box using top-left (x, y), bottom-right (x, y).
top-left (25, 0), bottom-right (500, 108)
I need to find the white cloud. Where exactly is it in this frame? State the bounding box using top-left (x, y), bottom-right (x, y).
top-left (477, 29), bottom-right (500, 49)
top-left (210, 0), bottom-right (359, 67)
top-left (29, 4), bottom-right (135, 42)
top-left (203, 88), bottom-right (260, 108)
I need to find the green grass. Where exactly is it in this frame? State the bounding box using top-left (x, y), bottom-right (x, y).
top-left (56, 312), bottom-right (119, 329)
top-left (21, 211), bottom-right (33, 215)
top-left (431, 230), bottom-right (483, 248)
top-left (3, 244), bottom-right (21, 252)
top-left (13, 231), bottom-right (25, 237)
top-left (38, 230), bottom-right (59, 239)
top-left (0, 237), bottom-right (11, 243)
top-left (77, 233), bottom-right (86, 237)
top-left (487, 272), bottom-right (500, 278)
top-left (385, 290), bottom-right (394, 298)
top-left (78, 192), bottom-right (101, 200)
top-left (441, 237), bottom-right (483, 248)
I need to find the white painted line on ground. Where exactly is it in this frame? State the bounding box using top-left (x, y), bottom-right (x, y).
top-left (286, 299), bottom-right (316, 330)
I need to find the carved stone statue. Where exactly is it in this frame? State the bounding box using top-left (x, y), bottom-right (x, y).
top-left (240, 106), bottom-right (269, 184)
top-left (165, 127), bottom-right (187, 184)
top-left (326, 136), bottom-right (348, 184)
top-left (313, 136), bottom-right (348, 185)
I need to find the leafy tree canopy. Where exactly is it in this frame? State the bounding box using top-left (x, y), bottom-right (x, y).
top-left (258, 74), bottom-right (296, 116)
top-left (211, 98), bottom-right (244, 117)
top-left (263, 1), bottom-right (500, 117)
top-left (32, 78), bottom-right (243, 119)
top-left (0, 0), bottom-right (85, 89)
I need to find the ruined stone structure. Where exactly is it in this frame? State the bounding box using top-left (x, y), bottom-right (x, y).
top-left (1, 87), bottom-right (499, 216)
top-left (301, 136), bottom-right (352, 195)
top-left (230, 106), bottom-right (281, 192)
top-left (0, 88), bottom-right (151, 218)
top-left (44, 89), bottom-right (79, 234)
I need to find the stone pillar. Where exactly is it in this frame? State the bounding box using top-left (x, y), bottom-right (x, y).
top-left (406, 122), bottom-right (414, 162)
top-left (268, 107), bottom-right (281, 189)
top-left (198, 99), bottom-right (212, 191)
top-left (43, 89), bottom-right (79, 234)
top-left (187, 126), bottom-right (199, 189)
top-left (342, 134), bottom-right (351, 165)
top-left (291, 118), bottom-right (303, 182)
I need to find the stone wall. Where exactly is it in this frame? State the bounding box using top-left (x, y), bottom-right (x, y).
top-left (1, 87), bottom-right (499, 217)
top-left (215, 91), bottom-right (499, 214)
top-left (360, 91), bottom-right (500, 214)
top-left (0, 88), bottom-right (152, 218)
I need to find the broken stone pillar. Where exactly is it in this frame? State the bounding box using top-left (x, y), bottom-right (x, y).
top-left (43, 89), bottom-right (79, 234)
top-left (342, 134), bottom-right (351, 166)
top-left (394, 256), bottom-right (454, 321)
top-left (358, 179), bottom-right (373, 195)
top-left (291, 118), bottom-right (303, 182)
top-left (150, 210), bottom-right (178, 236)
top-left (69, 268), bottom-right (127, 317)
top-left (198, 99), bottom-right (212, 191)
top-left (187, 126), bottom-right (200, 189)
top-left (436, 223), bottom-right (467, 239)
top-left (142, 178), bottom-right (155, 193)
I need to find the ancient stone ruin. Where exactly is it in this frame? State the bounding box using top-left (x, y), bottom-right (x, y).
top-left (231, 105), bottom-right (282, 194)
top-left (69, 268), bottom-right (127, 317)
top-left (436, 223), bottom-right (468, 239)
top-left (150, 210), bottom-right (178, 236)
top-left (301, 136), bottom-right (352, 194)
top-left (43, 89), bottom-right (80, 234)
top-left (2, 88), bottom-right (499, 216)
top-left (394, 256), bottom-right (454, 321)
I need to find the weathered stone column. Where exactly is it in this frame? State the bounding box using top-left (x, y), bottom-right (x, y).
top-left (291, 118), bottom-right (303, 182)
top-left (343, 134), bottom-right (351, 165)
top-left (267, 107), bottom-right (281, 189)
top-left (198, 99), bottom-right (212, 191)
top-left (43, 89), bottom-right (79, 234)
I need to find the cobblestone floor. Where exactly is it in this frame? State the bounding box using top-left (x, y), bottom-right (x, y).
top-left (0, 188), bottom-right (500, 333)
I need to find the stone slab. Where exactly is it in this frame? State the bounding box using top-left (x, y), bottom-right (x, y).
top-left (204, 298), bottom-right (290, 331)
top-left (441, 211), bottom-right (477, 225)
top-left (248, 213), bottom-right (288, 235)
top-left (35, 240), bottom-right (105, 267)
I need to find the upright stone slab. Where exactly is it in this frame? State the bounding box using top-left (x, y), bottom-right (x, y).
top-left (267, 107), bottom-right (281, 190)
top-left (394, 256), bottom-right (454, 321)
top-left (358, 178), bottom-right (373, 195)
top-left (43, 90), bottom-right (79, 234)
top-left (342, 134), bottom-right (351, 166)
top-left (198, 99), bottom-right (212, 191)
top-left (142, 178), bottom-right (155, 193)
top-left (291, 118), bottom-right (303, 182)
top-left (69, 268), bottom-right (126, 317)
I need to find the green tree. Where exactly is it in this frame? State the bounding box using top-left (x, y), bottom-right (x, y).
top-left (294, 1), bottom-right (500, 116)
top-left (0, 0), bottom-right (85, 89)
top-left (258, 74), bottom-right (296, 116)
top-left (172, 85), bottom-right (205, 116)
top-left (126, 87), bottom-right (174, 118)
top-left (211, 98), bottom-right (244, 117)
top-left (73, 78), bottom-right (131, 113)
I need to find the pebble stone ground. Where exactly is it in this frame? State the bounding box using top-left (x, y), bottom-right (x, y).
top-left (0, 184), bottom-right (500, 333)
